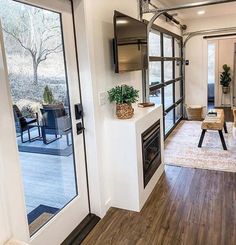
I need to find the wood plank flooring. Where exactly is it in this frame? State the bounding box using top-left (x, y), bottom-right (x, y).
top-left (82, 166), bottom-right (236, 245)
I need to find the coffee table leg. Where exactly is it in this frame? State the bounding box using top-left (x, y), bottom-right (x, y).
top-left (218, 130), bottom-right (227, 150)
top-left (224, 122), bottom-right (228, 134)
top-left (198, 129), bottom-right (206, 148)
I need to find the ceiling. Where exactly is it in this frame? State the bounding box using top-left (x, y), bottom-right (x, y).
top-left (157, 0), bottom-right (236, 20)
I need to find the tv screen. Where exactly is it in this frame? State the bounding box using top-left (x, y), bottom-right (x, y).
top-left (113, 11), bottom-right (148, 73)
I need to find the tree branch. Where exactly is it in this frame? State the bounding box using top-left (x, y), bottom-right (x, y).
top-left (3, 28), bottom-right (34, 56)
top-left (37, 44), bottom-right (62, 64)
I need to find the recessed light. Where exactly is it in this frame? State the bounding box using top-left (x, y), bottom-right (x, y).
top-left (197, 10), bottom-right (205, 15)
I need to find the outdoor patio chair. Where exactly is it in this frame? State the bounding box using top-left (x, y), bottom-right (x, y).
top-left (13, 105), bottom-right (40, 143)
top-left (40, 104), bottom-right (72, 146)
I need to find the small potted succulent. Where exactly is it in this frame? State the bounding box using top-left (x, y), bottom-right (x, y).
top-left (220, 64), bottom-right (232, 94)
top-left (108, 85), bottom-right (139, 119)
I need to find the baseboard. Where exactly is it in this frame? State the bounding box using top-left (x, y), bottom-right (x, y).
top-left (104, 198), bottom-right (111, 215)
top-left (61, 213), bottom-right (100, 245)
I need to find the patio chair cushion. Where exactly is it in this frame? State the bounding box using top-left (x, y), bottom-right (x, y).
top-left (13, 105), bottom-right (23, 118)
top-left (13, 105), bottom-right (27, 130)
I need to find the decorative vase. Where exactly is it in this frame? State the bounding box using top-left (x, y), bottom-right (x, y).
top-left (116, 103), bottom-right (134, 119)
top-left (222, 86), bottom-right (230, 94)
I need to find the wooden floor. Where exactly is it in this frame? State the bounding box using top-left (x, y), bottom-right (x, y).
top-left (82, 166), bottom-right (236, 245)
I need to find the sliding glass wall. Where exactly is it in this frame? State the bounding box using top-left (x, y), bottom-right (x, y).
top-left (147, 25), bottom-right (184, 138)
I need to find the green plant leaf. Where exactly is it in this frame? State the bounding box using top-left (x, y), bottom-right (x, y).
top-left (108, 85), bottom-right (139, 105)
top-left (220, 64), bottom-right (231, 87)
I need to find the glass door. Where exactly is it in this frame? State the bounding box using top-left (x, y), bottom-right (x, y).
top-left (0, 0), bottom-right (89, 244)
top-left (208, 42), bottom-right (216, 109)
top-left (147, 26), bottom-right (184, 138)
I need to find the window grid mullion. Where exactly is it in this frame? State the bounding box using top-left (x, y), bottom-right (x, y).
top-left (160, 33), bottom-right (165, 135)
top-left (172, 37), bottom-right (176, 125)
top-left (147, 26), bottom-right (184, 137)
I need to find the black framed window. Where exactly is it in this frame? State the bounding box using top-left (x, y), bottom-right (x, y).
top-left (146, 25), bottom-right (184, 138)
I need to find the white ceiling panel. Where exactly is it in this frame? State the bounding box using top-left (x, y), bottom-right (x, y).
top-left (156, 0), bottom-right (236, 20)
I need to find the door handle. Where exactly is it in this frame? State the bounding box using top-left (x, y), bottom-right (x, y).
top-left (75, 103), bottom-right (83, 120)
top-left (76, 122), bottom-right (84, 135)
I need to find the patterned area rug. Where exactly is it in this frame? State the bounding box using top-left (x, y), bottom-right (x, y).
top-left (165, 120), bottom-right (236, 172)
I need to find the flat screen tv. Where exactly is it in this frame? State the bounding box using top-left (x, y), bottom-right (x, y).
top-left (113, 11), bottom-right (148, 73)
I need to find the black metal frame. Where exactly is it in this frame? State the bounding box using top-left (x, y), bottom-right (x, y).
top-left (203, 33), bottom-right (236, 39)
top-left (142, 120), bottom-right (161, 188)
top-left (198, 128), bottom-right (228, 151)
top-left (144, 23), bottom-right (184, 139)
top-left (62, 214), bottom-right (100, 245)
top-left (20, 125), bottom-right (41, 143)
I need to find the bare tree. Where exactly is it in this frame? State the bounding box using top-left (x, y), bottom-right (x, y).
top-left (3, 7), bottom-right (62, 84)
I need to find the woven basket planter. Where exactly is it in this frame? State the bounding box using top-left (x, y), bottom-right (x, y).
top-left (186, 105), bottom-right (204, 121)
top-left (116, 103), bottom-right (134, 119)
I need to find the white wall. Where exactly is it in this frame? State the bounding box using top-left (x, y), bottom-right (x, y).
top-left (184, 14), bottom-right (236, 107)
top-left (74, 0), bottom-right (144, 218)
top-left (74, 0), bottom-right (182, 217)
top-left (0, 158), bottom-right (11, 244)
top-left (0, 24), bottom-right (29, 244)
top-left (0, 35), bottom-right (11, 245)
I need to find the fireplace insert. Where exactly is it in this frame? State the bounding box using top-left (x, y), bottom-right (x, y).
top-left (142, 120), bottom-right (161, 188)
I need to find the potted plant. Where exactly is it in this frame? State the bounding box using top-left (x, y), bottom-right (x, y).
top-left (220, 64), bottom-right (232, 94)
top-left (43, 85), bottom-right (55, 104)
top-left (108, 85), bottom-right (139, 119)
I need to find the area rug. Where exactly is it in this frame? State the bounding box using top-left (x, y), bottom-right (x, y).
top-left (165, 120), bottom-right (236, 172)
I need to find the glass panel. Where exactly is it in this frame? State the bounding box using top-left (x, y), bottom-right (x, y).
top-left (149, 31), bottom-right (161, 57)
top-left (175, 60), bottom-right (181, 78)
top-left (175, 104), bottom-right (182, 122)
top-left (164, 84), bottom-right (173, 109)
top-left (208, 43), bottom-right (216, 108)
top-left (175, 39), bottom-right (181, 57)
top-left (165, 110), bottom-right (174, 134)
top-left (149, 88), bottom-right (162, 105)
top-left (208, 43), bottom-right (215, 84)
top-left (1, 0), bottom-right (77, 235)
top-left (175, 80), bottom-right (181, 102)
top-left (164, 34), bottom-right (173, 57)
top-left (149, 62), bottom-right (162, 86)
top-left (164, 61), bottom-right (173, 81)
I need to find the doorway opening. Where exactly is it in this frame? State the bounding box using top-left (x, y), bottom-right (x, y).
top-left (0, 0), bottom-right (84, 236)
top-left (207, 42), bottom-right (216, 109)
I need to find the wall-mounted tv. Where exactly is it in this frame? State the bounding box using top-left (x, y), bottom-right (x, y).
top-left (113, 11), bottom-right (148, 73)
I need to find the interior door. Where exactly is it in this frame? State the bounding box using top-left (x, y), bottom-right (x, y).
top-left (0, 0), bottom-right (89, 244)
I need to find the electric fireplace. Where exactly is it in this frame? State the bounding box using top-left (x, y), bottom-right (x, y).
top-left (142, 120), bottom-right (161, 188)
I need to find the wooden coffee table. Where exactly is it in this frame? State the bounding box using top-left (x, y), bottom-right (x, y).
top-left (198, 109), bottom-right (228, 150)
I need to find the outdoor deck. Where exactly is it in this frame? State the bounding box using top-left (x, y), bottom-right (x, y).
top-left (19, 149), bottom-right (77, 214)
